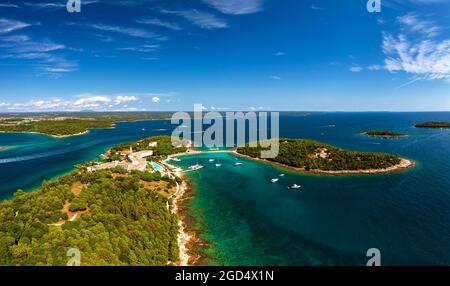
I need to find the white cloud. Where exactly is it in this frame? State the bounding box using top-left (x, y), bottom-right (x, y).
top-left (163, 9), bottom-right (228, 30)
top-left (91, 23), bottom-right (156, 38)
top-left (74, 96), bottom-right (111, 107)
top-left (44, 67), bottom-right (74, 73)
top-left (136, 18), bottom-right (182, 31)
top-left (270, 75), bottom-right (281, 80)
top-left (0, 92), bottom-right (169, 111)
top-left (22, 2), bottom-right (66, 9)
top-left (382, 33), bottom-right (450, 80)
top-left (142, 57), bottom-right (160, 61)
top-left (2, 97), bottom-right (132, 112)
top-left (22, 1), bottom-right (99, 10)
top-left (202, 0), bottom-right (263, 15)
top-left (0, 35), bottom-right (30, 42)
top-left (0, 3), bottom-right (19, 8)
top-left (0, 18), bottom-right (31, 33)
top-left (114, 95), bottom-right (137, 105)
top-left (349, 66), bottom-right (363, 73)
top-left (7, 40), bottom-right (65, 53)
top-left (380, 14), bottom-right (450, 81)
top-left (383, 0), bottom-right (448, 10)
top-left (117, 44), bottom-right (160, 53)
top-left (274, 51), bottom-right (286, 56)
top-left (152, 97), bottom-right (161, 103)
top-left (68, 22), bottom-right (157, 39)
top-left (248, 106), bottom-right (265, 111)
top-left (0, 34), bottom-right (77, 76)
top-left (310, 5), bottom-right (323, 10)
top-left (397, 13), bottom-right (440, 37)
top-left (367, 64), bottom-right (382, 71)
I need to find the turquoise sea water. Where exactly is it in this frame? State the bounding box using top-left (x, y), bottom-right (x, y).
top-left (1, 113), bottom-right (450, 265)
top-left (174, 112), bottom-right (450, 265)
top-left (0, 120), bottom-right (174, 200)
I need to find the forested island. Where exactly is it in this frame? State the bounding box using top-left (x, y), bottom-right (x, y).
top-left (236, 138), bottom-right (414, 174)
top-left (362, 130), bottom-right (408, 138)
top-left (0, 136), bottom-right (186, 266)
top-left (414, 121), bottom-right (450, 128)
top-left (0, 112), bottom-right (173, 137)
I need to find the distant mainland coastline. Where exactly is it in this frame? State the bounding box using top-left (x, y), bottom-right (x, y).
top-left (0, 114), bottom-right (171, 138)
top-left (236, 138), bottom-right (415, 175)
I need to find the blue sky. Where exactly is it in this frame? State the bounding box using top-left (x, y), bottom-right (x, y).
top-left (0, 0), bottom-right (449, 112)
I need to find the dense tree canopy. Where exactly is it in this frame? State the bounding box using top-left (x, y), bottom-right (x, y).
top-left (0, 169), bottom-right (179, 266)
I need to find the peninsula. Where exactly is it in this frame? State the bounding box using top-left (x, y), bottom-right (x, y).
top-left (414, 121), bottom-right (450, 128)
top-left (0, 136), bottom-right (190, 266)
top-left (236, 138), bottom-right (414, 175)
top-left (362, 130), bottom-right (408, 138)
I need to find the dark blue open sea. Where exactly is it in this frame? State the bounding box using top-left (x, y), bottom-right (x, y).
top-left (1, 113), bottom-right (449, 265)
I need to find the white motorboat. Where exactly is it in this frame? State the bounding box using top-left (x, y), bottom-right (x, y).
top-left (289, 184), bottom-right (302, 189)
top-left (270, 178), bottom-right (279, 183)
top-left (188, 164), bottom-right (204, 171)
top-left (234, 162), bottom-right (243, 166)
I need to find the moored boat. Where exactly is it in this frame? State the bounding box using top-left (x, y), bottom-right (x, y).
top-left (289, 184), bottom-right (302, 189)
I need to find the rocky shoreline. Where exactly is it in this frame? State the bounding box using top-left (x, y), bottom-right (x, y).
top-left (167, 166), bottom-right (205, 266)
top-left (232, 151), bottom-right (415, 175)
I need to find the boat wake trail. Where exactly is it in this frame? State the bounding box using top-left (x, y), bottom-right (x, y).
top-left (0, 141), bottom-right (100, 164)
